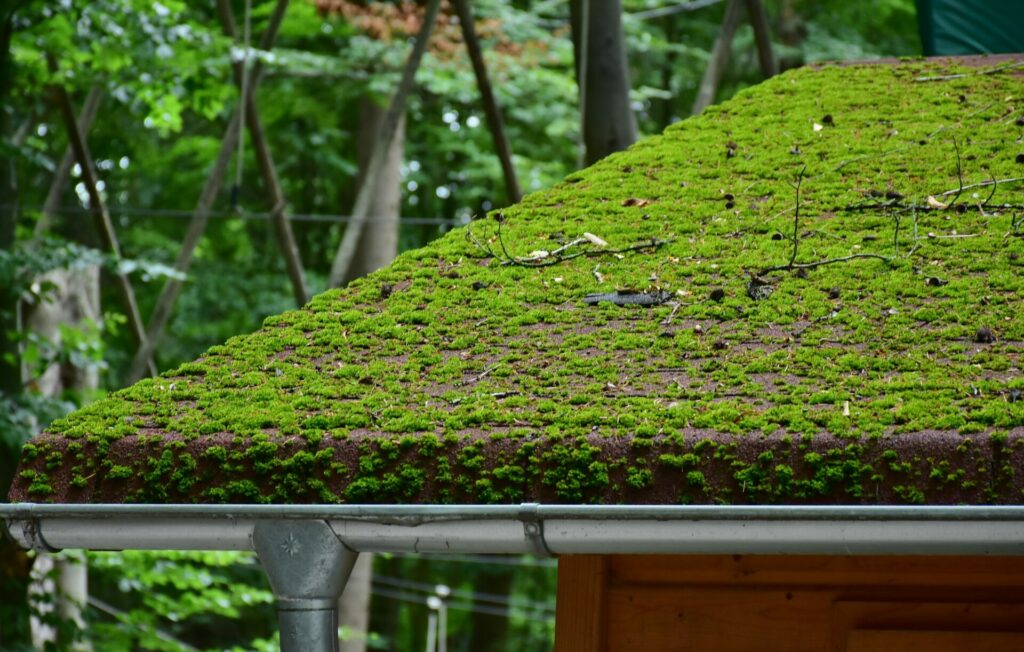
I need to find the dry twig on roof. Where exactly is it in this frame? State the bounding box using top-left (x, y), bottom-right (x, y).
top-left (486, 215), bottom-right (670, 268)
top-left (913, 60), bottom-right (1024, 82)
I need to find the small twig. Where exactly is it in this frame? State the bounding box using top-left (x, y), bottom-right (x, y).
top-left (832, 144), bottom-right (915, 173)
top-left (927, 233), bottom-right (979, 239)
top-left (982, 172), bottom-right (999, 208)
top-left (927, 101), bottom-right (998, 139)
top-left (834, 200), bottom-right (1024, 215)
top-left (761, 253), bottom-right (891, 274)
top-left (948, 138), bottom-right (964, 207)
top-left (1006, 214), bottom-right (1024, 240)
top-left (905, 208), bottom-right (921, 258)
top-left (464, 218), bottom-right (496, 258)
top-left (495, 217), bottom-right (516, 262)
top-left (891, 206), bottom-right (901, 257)
top-left (937, 176), bottom-right (1024, 197)
top-left (913, 61), bottom-right (1024, 82)
top-left (471, 364), bottom-right (498, 384)
top-left (660, 301), bottom-right (682, 326)
top-left (549, 237), bottom-right (589, 257)
top-left (501, 237), bottom-right (671, 267)
top-left (838, 199), bottom-right (904, 212)
top-left (786, 166), bottom-right (806, 268)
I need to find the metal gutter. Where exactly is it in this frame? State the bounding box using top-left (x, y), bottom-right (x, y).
top-left (7, 503), bottom-right (1024, 652)
top-left (4, 503), bottom-right (1024, 555)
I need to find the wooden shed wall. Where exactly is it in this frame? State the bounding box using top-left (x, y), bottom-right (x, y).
top-left (555, 554), bottom-right (1024, 651)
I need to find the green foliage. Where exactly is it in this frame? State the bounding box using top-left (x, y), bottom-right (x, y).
top-left (11, 1), bottom-right (232, 133)
top-left (87, 550), bottom-right (277, 651)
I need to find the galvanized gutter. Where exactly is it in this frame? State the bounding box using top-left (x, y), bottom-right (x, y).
top-left (4, 503), bottom-right (1024, 555)
top-left (6, 503), bottom-right (1024, 652)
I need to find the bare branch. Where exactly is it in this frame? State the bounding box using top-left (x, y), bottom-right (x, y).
top-left (947, 138), bottom-right (964, 208)
top-left (937, 176), bottom-right (1024, 197)
top-left (787, 165), bottom-right (806, 268)
top-left (913, 61), bottom-right (1024, 82)
top-left (760, 253), bottom-right (892, 274)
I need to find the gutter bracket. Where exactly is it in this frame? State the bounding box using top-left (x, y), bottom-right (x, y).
top-left (253, 519), bottom-right (358, 652)
top-left (519, 503), bottom-right (553, 558)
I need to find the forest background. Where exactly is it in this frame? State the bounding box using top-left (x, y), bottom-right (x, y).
top-left (1, 1), bottom-right (920, 650)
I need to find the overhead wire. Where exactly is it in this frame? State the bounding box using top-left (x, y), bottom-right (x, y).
top-left (391, 551), bottom-right (557, 568)
top-left (10, 204), bottom-right (461, 226)
top-left (370, 587), bottom-right (554, 623)
top-left (373, 574), bottom-right (555, 613)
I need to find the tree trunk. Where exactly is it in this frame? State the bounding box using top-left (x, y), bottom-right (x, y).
top-left (24, 266), bottom-right (100, 650)
top-left (0, 8), bottom-right (35, 650)
top-left (692, 0), bottom-right (744, 114)
top-left (328, 0), bottom-right (439, 287)
top-left (341, 96), bottom-right (404, 285)
top-left (569, 0), bottom-right (638, 166)
top-left (0, 4), bottom-right (21, 397)
top-left (466, 565), bottom-right (513, 652)
top-left (369, 554), bottom-right (402, 649)
top-left (339, 553), bottom-right (373, 652)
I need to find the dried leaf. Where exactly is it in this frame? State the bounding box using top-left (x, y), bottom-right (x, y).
top-left (622, 197), bottom-right (653, 207)
top-left (926, 195), bottom-right (949, 209)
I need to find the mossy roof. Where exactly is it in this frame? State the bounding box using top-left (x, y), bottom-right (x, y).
top-left (10, 56), bottom-right (1024, 506)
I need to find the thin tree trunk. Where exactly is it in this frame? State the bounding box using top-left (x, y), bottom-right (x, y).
top-left (369, 555), bottom-right (402, 650)
top-left (342, 97), bottom-right (404, 284)
top-left (216, 0), bottom-right (309, 306)
top-left (0, 4), bottom-right (21, 397)
top-left (745, 0), bottom-right (778, 78)
top-left (452, 0), bottom-right (520, 204)
top-left (126, 0), bottom-right (289, 384)
top-left (25, 266), bottom-right (100, 650)
top-left (339, 553), bottom-right (373, 652)
top-left (0, 9), bottom-right (34, 648)
top-left (50, 74), bottom-right (157, 379)
top-left (569, 0), bottom-right (638, 166)
top-left (36, 86), bottom-right (102, 236)
top-left (467, 566), bottom-right (513, 652)
top-left (328, 0), bottom-right (441, 287)
top-left (692, 0), bottom-right (744, 114)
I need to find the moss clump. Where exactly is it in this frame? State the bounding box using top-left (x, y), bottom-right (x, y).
top-left (10, 57), bottom-right (1024, 506)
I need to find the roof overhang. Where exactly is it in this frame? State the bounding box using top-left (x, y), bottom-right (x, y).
top-left (4, 503), bottom-right (1024, 556)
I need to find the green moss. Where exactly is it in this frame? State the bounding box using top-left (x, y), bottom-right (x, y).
top-left (106, 465), bottom-right (133, 480)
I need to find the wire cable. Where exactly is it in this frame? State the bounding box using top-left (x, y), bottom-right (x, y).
top-left (10, 204), bottom-right (461, 226)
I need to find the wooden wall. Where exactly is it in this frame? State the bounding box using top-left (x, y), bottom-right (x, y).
top-left (555, 554), bottom-right (1024, 651)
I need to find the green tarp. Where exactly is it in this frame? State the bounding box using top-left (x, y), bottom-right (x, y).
top-left (917, 0), bottom-right (1024, 55)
